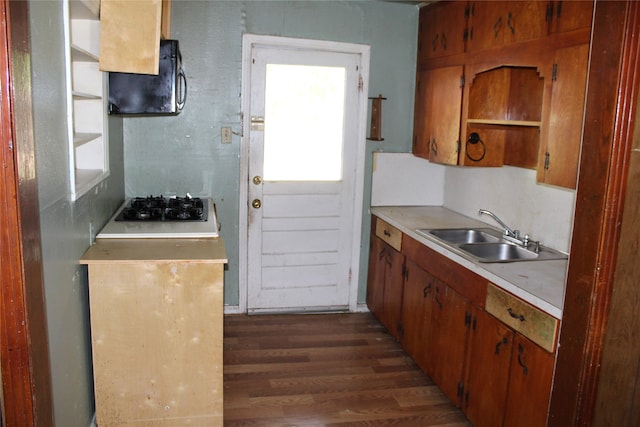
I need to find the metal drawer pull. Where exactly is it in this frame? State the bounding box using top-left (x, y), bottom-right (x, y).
top-left (517, 343), bottom-right (529, 375)
top-left (495, 337), bottom-right (508, 355)
top-left (507, 307), bottom-right (526, 322)
top-left (383, 229), bottom-right (391, 237)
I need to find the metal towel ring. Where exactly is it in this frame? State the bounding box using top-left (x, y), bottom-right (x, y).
top-left (466, 132), bottom-right (486, 162)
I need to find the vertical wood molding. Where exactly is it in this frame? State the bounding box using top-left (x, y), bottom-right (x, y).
top-left (592, 0), bottom-right (640, 423)
top-left (0, 0), bottom-right (53, 425)
top-left (548, 1), bottom-right (639, 425)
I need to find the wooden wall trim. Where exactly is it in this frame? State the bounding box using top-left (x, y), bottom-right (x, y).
top-left (0, 0), bottom-right (53, 425)
top-left (548, 1), bottom-right (639, 425)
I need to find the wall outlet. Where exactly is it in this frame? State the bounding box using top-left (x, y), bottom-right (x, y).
top-left (221, 127), bottom-right (232, 144)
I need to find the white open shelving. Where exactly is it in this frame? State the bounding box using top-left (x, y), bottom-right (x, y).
top-left (65, 0), bottom-right (109, 201)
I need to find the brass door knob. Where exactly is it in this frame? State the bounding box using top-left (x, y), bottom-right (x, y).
top-left (253, 176), bottom-right (262, 185)
top-left (251, 199), bottom-right (262, 209)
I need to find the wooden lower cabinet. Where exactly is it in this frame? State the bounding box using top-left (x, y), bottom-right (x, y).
top-left (366, 228), bottom-right (405, 340)
top-left (463, 308), bottom-right (514, 427)
top-left (87, 262), bottom-right (224, 426)
top-left (429, 281), bottom-right (471, 404)
top-left (503, 334), bottom-right (555, 427)
top-left (367, 219), bottom-right (557, 427)
top-left (400, 259), bottom-right (435, 372)
top-left (81, 238), bottom-right (227, 427)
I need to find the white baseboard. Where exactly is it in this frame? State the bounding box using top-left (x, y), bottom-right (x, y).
top-left (224, 305), bottom-right (243, 314)
top-left (223, 304), bottom-right (370, 314)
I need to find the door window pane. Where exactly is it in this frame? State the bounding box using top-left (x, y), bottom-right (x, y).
top-left (264, 64), bottom-right (346, 181)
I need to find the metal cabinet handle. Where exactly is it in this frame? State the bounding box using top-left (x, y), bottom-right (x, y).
top-left (251, 199), bottom-right (261, 209)
top-left (507, 308), bottom-right (526, 322)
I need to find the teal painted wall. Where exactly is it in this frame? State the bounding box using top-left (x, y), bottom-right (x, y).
top-left (124, 1), bottom-right (419, 307)
top-left (24, 2), bottom-right (417, 424)
top-left (29, 1), bottom-right (125, 425)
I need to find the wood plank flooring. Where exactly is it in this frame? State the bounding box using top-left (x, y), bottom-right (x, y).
top-left (224, 312), bottom-right (472, 426)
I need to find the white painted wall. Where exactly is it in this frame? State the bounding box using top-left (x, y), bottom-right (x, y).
top-left (370, 153), bottom-right (576, 253)
top-left (443, 166), bottom-right (575, 253)
top-left (371, 152), bottom-right (445, 206)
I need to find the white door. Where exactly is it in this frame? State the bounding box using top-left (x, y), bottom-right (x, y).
top-left (240, 35), bottom-right (370, 313)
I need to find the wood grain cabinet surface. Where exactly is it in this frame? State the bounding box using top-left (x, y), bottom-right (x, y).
top-left (413, 66), bottom-right (465, 165)
top-left (367, 219), bottom-right (405, 340)
top-left (366, 216), bottom-right (558, 427)
top-left (417, 1), bottom-right (467, 64)
top-left (413, 0), bottom-right (594, 189)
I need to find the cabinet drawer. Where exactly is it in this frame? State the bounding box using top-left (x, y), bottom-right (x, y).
top-left (485, 283), bottom-right (558, 352)
top-left (375, 218), bottom-right (402, 251)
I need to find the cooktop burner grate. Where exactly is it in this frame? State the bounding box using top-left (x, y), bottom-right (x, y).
top-left (115, 195), bottom-right (208, 222)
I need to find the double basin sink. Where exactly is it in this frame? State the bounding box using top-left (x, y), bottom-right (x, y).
top-left (416, 227), bottom-right (568, 263)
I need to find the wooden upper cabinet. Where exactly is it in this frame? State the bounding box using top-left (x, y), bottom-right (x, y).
top-left (467, 1), bottom-right (548, 52)
top-left (417, 1), bottom-right (468, 64)
top-left (537, 43), bottom-right (589, 189)
top-left (413, 65), bottom-right (464, 165)
top-left (99, 0), bottom-right (171, 74)
top-left (547, 1), bottom-right (594, 34)
top-left (461, 65), bottom-right (544, 168)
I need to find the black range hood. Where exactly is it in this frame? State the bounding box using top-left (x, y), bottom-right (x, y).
top-left (108, 40), bottom-right (187, 115)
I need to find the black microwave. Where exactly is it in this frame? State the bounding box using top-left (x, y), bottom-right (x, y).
top-left (108, 40), bottom-right (186, 115)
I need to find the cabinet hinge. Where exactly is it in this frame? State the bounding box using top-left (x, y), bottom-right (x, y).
top-left (403, 264), bottom-right (409, 280)
top-left (544, 152), bottom-right (550, 170)
top-left (457, 140), bottom-right (461, 153)
top-left (358, 74), bottom-right (364, 92)
top-left (545, 2), bottom-right (553, 21)
top-left (457, 382), bottom-right (464, 400)
top-left (464, 311), bottom-right (471, 327)
top-left (552, 63), bottom-right (558, 82)
top-left (460, 75), bottom-right (465, 88)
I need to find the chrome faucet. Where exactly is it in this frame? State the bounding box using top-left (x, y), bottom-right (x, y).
top-left (478, 209), bottom-right (541, 252)
top-left (478, 209), bottom-right (519, 239)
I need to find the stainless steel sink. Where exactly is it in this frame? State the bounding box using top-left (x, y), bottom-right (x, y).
top-left (422, 227), bottom-right (502, 244)
top-left (416, 227), bottom-right (568, 263)
top-left (458, 242), bottom-right (540, 262)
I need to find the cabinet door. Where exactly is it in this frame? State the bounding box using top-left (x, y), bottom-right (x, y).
top-left (429, 281), bottom-right (470, 404)
top-left (99, 0), bottom-right (163, 74)
top-left (400, 259), bottom-right (435, 373)
top-left (413, 66), bottom-right (464, 165)
top-left (463, 308), bottom-right (513, 427)
top-left (537, 43), bottom-right (589, 188)
top-left (467, 1), bottom-right (548, 52)
top-left (417, 1), bottom-right (467, 63)
top-left (366, 235), bottom-right (386, 320)
top-left (503, 334), bottom-right (555, 427)
top-left (548, 1), bottom-right (594, 34)
top-left (381, 243), bottom-right (405, 340)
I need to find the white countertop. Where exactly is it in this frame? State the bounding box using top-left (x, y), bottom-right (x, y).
top-left (371, 206), bottom-right (567, 319)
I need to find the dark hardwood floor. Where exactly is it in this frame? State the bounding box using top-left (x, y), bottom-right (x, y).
top-left (223, 312), bottom-right (472, 426)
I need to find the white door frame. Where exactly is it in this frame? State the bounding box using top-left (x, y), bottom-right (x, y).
top-left (238, 34), bottom-right (370, 313)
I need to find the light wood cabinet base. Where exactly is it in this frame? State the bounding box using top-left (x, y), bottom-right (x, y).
top-left (87, 262), bottom-right (224, 426)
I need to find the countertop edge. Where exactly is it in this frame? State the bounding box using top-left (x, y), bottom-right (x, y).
top-left (371, 206), bottom-right (565, 319)
top-left (80, 237), bottom-right (228, 264)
